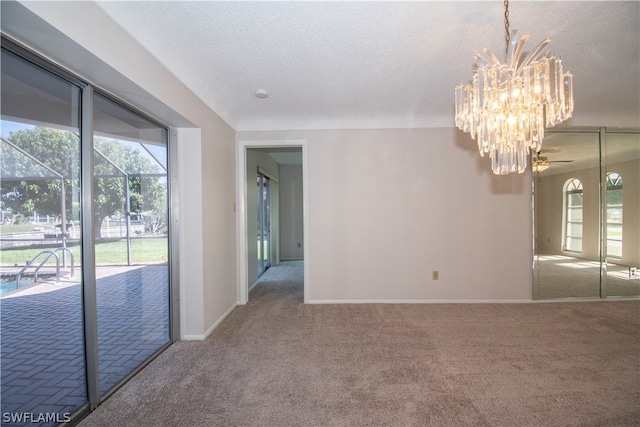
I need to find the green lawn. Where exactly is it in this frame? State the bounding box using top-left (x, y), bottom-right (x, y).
top-left (0, 223), bottom-right (44, 234)
top-left (0, 238), bottom-right (168, 266)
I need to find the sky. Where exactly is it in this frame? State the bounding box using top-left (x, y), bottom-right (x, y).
top-left (1, 120), bottom-right (35, 139)
top-left (1, 120), bottom-right (167, 171)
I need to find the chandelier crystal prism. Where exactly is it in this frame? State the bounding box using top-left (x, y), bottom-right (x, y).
top-left (454, 6), bottom-right (574, 175)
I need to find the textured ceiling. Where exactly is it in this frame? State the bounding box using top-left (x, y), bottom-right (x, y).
top-left (96, 1), bottom-right (639, 132)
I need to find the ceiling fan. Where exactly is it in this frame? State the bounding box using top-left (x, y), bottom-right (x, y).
top-left (532, 156), bottom-right (574, 172)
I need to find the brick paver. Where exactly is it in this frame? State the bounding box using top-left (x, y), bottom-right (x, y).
top-left (1, 265), bottom-right (169, 426)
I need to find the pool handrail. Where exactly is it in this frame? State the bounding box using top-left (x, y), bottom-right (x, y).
top-left (53, 247), bottom-right (75, 277)
top-left (15, 250), bottom-right (60, 288)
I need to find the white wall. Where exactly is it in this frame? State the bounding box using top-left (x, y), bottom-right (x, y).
top-left (177, 129), bottom-right (204, 335)
top-left (6, 1), bottom-right (237, 338)
top-left (246, 149), bottom-right (279, 286)
top-left (279, 165), bottom-right (304, 260)
top-left (238, 128), bottom-right (533, 302)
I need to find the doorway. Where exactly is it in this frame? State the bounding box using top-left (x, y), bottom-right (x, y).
top-left (237, 140), bottom-right (309, 304)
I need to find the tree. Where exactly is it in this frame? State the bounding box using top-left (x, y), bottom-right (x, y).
top-left (1, 126), bottom-right (167, 238)
top-left (1, 127), bottom-right (78, 223)
top-left (93, 136), bottom-right (166, 238)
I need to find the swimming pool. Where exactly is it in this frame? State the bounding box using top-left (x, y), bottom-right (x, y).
top-left (1, 275), bottom-right (57, 295)
top-left (1, 278), bottom-right (20, 295)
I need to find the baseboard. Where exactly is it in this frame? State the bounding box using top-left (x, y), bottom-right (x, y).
top-left (308, 299), bottom-right (535, 304)
top-left (182, 302), bottom-right (237, 340)
top-left (530, 296), bottom-right (640, 303)
top-left (308, 297), bottom-right (640, 304)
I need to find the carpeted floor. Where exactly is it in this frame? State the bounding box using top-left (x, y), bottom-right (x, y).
top-left (79, 261), bottom-right (640, 426)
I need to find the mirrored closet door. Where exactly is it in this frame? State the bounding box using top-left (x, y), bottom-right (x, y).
top-left (533, 128), bottom-right (639, 299)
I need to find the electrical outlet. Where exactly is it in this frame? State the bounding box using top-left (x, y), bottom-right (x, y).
top-left (297, 243), bottom-right (301, 248)
top-left (630, 267), bottom-right (638, 279)
top-left (432, 270), bottom-right (439, 280)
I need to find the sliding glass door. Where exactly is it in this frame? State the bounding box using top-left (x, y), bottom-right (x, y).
top-left (92, 93), bottom-right (170, 394)
top-left (1, 46), bottom-right (86, 425)
top-left (257, 172), bottom-right (271, 277)
top-left (0, 40), bottom-right (174, 424)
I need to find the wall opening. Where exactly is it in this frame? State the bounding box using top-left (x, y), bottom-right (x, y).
top-left (237, 140), bottom-right (309, 304)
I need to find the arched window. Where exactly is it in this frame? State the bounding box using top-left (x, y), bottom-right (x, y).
top-left (563, 178), bottom-right (583, 252)
top-left (606, 172), bottom-right (623, 258)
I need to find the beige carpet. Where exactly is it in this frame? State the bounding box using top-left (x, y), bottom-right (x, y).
top-left (80, 261), bottom-right (640, 426)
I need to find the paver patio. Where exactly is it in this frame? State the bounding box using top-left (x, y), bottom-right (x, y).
top-left (1, 265), bottom-right (169, 427)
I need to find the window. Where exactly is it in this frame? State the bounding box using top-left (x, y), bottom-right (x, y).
top-left (563, 178), bottom-right (583, 252)
top-left (606, 172), bottom-right (623, 258)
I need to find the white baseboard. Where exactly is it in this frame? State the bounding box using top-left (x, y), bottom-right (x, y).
top-left (182, 335), bottom-right (205, 340)
top-left (182, 302), bottom-right (237, 340)
top-left (308, 299), bottom-right (534, 304)
top-left (308, 297), bottom-right (639, 304)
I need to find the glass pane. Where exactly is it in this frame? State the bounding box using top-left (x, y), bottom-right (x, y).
top-left (566, 223), bottom-right (583, 238)
top-left (605, 132), bottom-right (639, 296)
top-left (257, 175), bottom-right (263, 276)
top-left (568, 193), bottom-right (583, 207)
top-left (566, 237), bottom-right (582, 252)
top-left (607, 188), bottom-right (623, 204)
top-left (256, 173), bottom-right (270, 277)
top-left (93, 93), bottom-right (170, 394)
top-left (607, 224), bottom-right (623, 240)
top-left (607, 207), bottom-right (623, 223)
top-left (533, 132), bottom-right (601, 299)
top-left (1, 48), bottom-right (86, 419)
top-left (607, 240), bottom-right (622, 258)
top-left (567, 208), bottom-right (583, 222)
top-left (263, 177), bottom-right (270, 270)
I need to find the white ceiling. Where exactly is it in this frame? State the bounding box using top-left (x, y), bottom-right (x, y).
top-left (96, 1), bottom-right (639, 132)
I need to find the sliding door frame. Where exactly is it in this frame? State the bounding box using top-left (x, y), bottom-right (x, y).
top-left (81, 85), bottom-right (100, 410)
top-left (1, 34), bottom-right (179, 420)
top-left (169, 128), bottom-right (180, 343)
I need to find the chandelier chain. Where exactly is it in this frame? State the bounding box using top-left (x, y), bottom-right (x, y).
top-left (504, 0), bottom-right (510, 53)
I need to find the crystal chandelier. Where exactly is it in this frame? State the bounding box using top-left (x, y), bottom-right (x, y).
top-left (454, 0), bottom-right (574, 175)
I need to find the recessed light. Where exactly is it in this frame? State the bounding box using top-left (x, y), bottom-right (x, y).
top-left (254, 89), bottom-right (268, 99)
